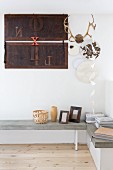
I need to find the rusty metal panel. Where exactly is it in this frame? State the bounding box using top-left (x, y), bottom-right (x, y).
top-left (5, 42), bottom-right (68, 69)
top-left (5, 14), bottom-right (68, 41)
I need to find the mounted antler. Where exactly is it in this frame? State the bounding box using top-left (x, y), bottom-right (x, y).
top-left (83, 14), bottom-right (96, 39)
top-left (64, 15), bottom-right (96, 43)
top-left (64, 16), bottom-right (75, 42)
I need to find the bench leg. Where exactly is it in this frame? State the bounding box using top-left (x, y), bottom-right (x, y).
top-left (74, 130), bottom-right (78, 151)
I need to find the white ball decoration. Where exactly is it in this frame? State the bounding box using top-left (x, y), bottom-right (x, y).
top-left (75, 60), bottom-right (99, 83)
top-left (73, 57), bottom-right (85, 70)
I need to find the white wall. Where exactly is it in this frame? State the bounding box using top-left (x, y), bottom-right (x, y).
top-left (0, 0), bottom-right (113, 14)
top-left (1, 12), bottom-right (113, 143)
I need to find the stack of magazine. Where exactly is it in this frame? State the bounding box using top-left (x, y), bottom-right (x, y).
top-left (85, 112), bottom-right (104, 123)
top-left (93, 127), bottom-right (113, 141)
top-left (95, 116), bottom-right (113, 128)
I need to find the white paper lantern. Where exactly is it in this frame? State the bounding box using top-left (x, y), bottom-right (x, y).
top-left (73, 57), bottom-right (85, 70)
top-left (75, 60), bottom-right (98, 83)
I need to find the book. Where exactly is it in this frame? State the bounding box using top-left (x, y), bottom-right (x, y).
top-left (94, 127), bottom-right (113, 141)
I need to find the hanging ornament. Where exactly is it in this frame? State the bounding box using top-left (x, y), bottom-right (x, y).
top-left (68, 42), bottom-right (80, 56)
top-left (89, 61), bottom-right (97, 114)
top-left (64, 14), bottom-right (100, 115)
top-left (73, 57), bottom-right (85, 70)
top-left (75, 60), bottom-right (98, 84)
top-left (64, 14), bottom-right (101, 59)
top-left (80, 40), bottom-right (101, 59)
top-left (90, 81), bottom-right (96, 114)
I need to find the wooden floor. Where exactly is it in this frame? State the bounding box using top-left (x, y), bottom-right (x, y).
top-left (0, 144), bottom-right (96, 170)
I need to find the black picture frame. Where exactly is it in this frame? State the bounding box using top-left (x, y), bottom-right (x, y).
top-left (59, 110), bottom-right (69, 124)
top-left (69, 106), bottom-right (82, 123)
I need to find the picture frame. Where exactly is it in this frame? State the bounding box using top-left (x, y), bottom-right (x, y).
top-left (59, 110), bottom-right (69, 124)
top-left (69, 106), bottom-right (82, 123)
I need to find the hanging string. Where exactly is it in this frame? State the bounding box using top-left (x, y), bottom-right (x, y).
top-left (89, 60), bottom-right (96, 114)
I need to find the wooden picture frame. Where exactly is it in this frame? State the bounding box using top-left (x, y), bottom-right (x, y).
top-left (59, 110), bottom-right (69, 124)
top-left (69, 106), bottom-right (82, 123)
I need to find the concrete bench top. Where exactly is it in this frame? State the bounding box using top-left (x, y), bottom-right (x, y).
top-left (0, 120), bottom-right (87, 130)
top-left (87, 123), bottom-right (113, 148)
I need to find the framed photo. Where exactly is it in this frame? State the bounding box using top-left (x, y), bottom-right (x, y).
top-left (59, 110), bottom-right (69, 124)
top-left (69, 106), bottom-right (82, 123)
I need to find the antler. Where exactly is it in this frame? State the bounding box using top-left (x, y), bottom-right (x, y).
top-left (64, 16), bottom-right (75, 42)
top-left (83, 14), bottom-right (96, 39)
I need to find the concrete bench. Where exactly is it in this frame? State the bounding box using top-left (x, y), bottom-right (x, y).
top-left (0, 120), bottom-right (113, 148)
top-left (0, 120), bottom-right (87, 151)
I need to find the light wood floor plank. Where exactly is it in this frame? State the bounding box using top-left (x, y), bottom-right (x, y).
top-left (0, 144), bottom-right (96, 170)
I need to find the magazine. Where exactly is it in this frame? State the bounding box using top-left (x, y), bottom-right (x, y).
top-left (95, 116), bottom-right (113, 124)
top-left (95, 122), bottom-right (113, 128)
